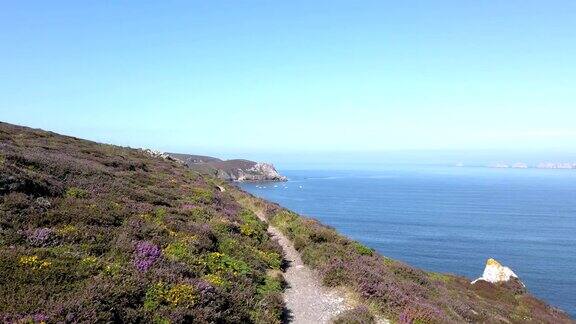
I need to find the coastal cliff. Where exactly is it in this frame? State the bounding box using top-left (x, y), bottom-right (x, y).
top-left (0, 122), bottom-right (572, 323)
top-left (168, 153), bottom-right (287, 182)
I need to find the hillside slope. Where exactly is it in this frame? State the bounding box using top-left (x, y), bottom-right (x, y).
top-left (0, 122), bottom-right (285, 323)
top-left (0, 122), bottom-right (573, 323)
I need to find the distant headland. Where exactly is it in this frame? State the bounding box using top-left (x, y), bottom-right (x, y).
top-left (167, 152), bottom-right (287, 182)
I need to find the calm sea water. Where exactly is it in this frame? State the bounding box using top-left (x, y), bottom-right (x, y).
top-left (240, 166), bottom-right (576, 317)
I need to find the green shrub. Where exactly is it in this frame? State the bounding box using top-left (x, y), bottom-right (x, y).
top-left (204, 252), bottom-right (251, 276)
top-left (187, 207), bottom-right (212, 222)
top-left (428, 272), bottom-right (451, 283)
top-left (257, 273), bottom-right (284, 295)
top-left (164, 241), bottom-right (191, 262)
top-left (65, 187), bottom-right (89, 199)
top-left (203, 273), bottom-right (227, 287)
top-left (239, 209), bottom-right (267, 240)
top-left (190, 188), bottom-right (214, 204)
top-left (154, 208), bottom-right (167, 221)
top-left (258, 250), bottom-right (282, 270)
top-left (144, 282), bottom-right (198, 311)
top-left (144, 282), bottom-right (167, 311)
top-left (353, 242), bottom-right (374, 256)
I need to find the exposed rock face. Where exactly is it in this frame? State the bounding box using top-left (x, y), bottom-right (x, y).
top-left (472, 258), bottom-right (524, 286)
top-left (166, 153), bottom-right (287, 182)
top-left (236, 162), bottom-right (288, 182)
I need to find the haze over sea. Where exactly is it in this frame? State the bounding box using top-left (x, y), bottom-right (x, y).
top-left (241, 165), bottom-right (576, 317)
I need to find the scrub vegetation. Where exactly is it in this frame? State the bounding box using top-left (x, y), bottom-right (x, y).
top-left (0, 122), bottom-right (283, 323)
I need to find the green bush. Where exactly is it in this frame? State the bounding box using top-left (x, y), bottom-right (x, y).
top-left (239, 210), bottom-right (267, 241)
top-left (190, 188), bottom-right (214, 204)
top-left (258, 250), bottom-right (282, 270)
top-left (204, 252), bottom-right (251, 276)
top-left (144, 282), bottom-right (198, 311)
top-left (154, 207), bottom-right (167, 221)
top-left (353, 242), bottom-right (374, 256)
top-left (164, 240), bottom-right (192, 262)
top-left (257, 273), bottom-right (284, 295)
top-left (65, 187), bottom-right (89, 199)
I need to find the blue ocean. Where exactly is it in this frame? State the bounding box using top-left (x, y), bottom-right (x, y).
top-left (240, 166), bottom-right (576, 317)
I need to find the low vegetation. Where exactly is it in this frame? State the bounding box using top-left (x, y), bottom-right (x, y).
top-left (0, 122), bottom-right (284, 323)
top-left (239, 195), bottom-right (573, 324)
top-left (1, 121), bottom-right (572, 323)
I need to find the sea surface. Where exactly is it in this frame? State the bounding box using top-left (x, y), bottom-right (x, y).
top-left (240, 166), bottom-right (576, 317)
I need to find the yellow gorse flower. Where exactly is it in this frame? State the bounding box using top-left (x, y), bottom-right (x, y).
top-left (203, 274), bottom-right (226, 287)
top-left (19, 255), bottom-right (51, 269)
top-left (165, 283), bottom-right (197, 307)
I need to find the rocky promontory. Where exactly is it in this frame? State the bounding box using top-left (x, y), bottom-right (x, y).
top-left (168, 153), bottom-right (287, 182)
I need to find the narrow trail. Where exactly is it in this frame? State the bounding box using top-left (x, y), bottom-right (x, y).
top-left (255, 210), bottom-right (352, 324)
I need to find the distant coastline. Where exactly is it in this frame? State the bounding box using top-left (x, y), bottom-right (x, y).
top-left (456, 162), bottom-right (576, 170)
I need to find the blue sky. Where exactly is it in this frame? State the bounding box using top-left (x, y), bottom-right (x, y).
top-left (1, 1), bottom-right (575, 160)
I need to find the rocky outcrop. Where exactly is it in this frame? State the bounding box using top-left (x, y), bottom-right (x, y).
top-left (142, 149), bottom-right (182, 163)
top-left (472, 258), bottom-right (524, 286)
top-left (236, 162), bottom-right (288, 182)
top-left (167, 153), bottom-right (287, 182)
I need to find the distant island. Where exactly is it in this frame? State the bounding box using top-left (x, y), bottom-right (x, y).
top-left (458, 162), bottom-right (576, 169)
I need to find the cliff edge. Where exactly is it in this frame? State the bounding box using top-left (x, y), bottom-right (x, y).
top-left (168, 153), bottom-right (287, 182)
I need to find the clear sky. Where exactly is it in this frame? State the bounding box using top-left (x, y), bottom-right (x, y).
top-left (1, 1), bottom-right (575, 160)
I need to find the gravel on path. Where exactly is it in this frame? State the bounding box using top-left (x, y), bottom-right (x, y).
top-left (255, 211), bottom-right (352, 324)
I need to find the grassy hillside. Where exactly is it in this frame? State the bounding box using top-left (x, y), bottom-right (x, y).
top-left (0, 122), bottom-right (285, 323)
top-left (0, 122), bottom-right (572, 323)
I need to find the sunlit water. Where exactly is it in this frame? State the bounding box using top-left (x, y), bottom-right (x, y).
top-left (240, 166), bottom-right (576, 317)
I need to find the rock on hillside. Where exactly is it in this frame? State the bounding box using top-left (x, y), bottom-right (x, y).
top-left (168, 153), bottom-right (287, 182)
top-left (472, 258), bottom-right (523, 285)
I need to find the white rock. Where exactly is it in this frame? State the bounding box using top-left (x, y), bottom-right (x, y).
top-left (471, 258), bottom-right (524, 285)
top-left (141, 149), bottom-right (183, 163)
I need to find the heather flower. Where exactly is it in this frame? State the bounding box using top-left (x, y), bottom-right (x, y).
top-left (32, 313), bottom-right (49, 323)
top-left (133, 241), bottom-right (161, 271)
top-left (399, 310), bottom-right (414, 324)
top-left (1, 313), bottom-right (49, 324)
top-left (181, 203), bottom-right (196, 210)
top-left (195, 279), bottom-right (215, 294)
top-left (25, 227), bottom-right (53, 246)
